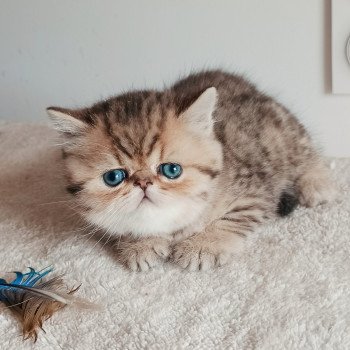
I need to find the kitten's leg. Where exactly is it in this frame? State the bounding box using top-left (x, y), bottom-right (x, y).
top-left (115, 236), bottom-right (171, 271)
top-left (297, 159), bottom-right (337, 208)
top-left (172, 203), bottom-right (267, 271)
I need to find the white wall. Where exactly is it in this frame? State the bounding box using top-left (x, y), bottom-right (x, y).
top-left (0, 0), bottom-right (349, 156)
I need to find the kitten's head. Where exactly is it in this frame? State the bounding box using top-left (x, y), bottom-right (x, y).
top-left (47, 87), bottom-right (223, 237)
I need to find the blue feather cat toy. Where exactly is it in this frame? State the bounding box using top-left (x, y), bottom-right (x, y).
top-left (0, 267), bottom-right (96, 341)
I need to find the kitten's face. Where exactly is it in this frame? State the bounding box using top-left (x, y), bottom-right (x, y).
top-left (48, 88), bottom-right (222, 237)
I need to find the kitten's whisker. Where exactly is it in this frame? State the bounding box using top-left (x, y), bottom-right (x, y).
top-left (100, 232), bottom-right (114, 251)
top-left (113, 234), bottom-right (123, 250)
top-left (77, 224), bottom-right (99, 237)
top-left (37, 199), bottom-right (75, 206)
top-left (74, 221), bottom-right (96, 231)
top-left (78, 227), bottom-right (101, 245)
top-left (89, 226), bottom-right (112, 253)
top-left (81, 225), bottom-right (100, 237)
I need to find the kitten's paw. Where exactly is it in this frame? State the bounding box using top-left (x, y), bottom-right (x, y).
top-left (299, 183), bottom-right (337, 208)
top-left (116, 237), bottom-right (170, 272)
top-left (298, 165), bottom-right (338, 207)
top-left (172, 235), bottom-right (240, 271)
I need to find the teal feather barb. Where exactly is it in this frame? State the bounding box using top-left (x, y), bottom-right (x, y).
top-left (0, 267), bottom-right (98, 342)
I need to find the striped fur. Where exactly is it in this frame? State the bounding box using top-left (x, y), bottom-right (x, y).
top-left (48, 70), bottom-right (336, 271)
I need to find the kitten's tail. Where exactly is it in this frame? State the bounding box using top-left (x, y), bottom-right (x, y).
top-left (277, 187), bottom-right (299, 217)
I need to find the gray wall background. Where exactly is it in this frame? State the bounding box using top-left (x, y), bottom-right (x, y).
top-left (1, 0), bottom-right (349, 156)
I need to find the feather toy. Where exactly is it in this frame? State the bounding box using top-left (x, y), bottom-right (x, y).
top-left (0, 267), bottom-right (98, 342)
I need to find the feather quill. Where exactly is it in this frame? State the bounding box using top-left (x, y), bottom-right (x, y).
top-left (0, 267), bottom-right (98, 342)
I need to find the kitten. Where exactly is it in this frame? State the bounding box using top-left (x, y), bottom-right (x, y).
top-left (47, 70), bottom-right (336, 271)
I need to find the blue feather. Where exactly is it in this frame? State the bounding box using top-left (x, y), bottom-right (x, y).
top-left (0, 267), bottom-right (53, 302)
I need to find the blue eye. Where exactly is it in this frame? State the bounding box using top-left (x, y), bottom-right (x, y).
top-left (159, 163), bottom-right (182, 179)
top-left (103, 169), bottom-right (127, 187)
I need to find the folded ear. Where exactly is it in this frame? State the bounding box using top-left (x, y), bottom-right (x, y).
top-left (181, 87), bottom-right (217, 136)
top-left (46, 107), bottom-right (87, 135)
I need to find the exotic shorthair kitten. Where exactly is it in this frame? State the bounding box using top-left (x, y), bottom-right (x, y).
top-left (47, 70), bottom-right (336, 271)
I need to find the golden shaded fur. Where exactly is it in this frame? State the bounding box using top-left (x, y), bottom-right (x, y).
top-left (47, 70), bottom-right (336, 271)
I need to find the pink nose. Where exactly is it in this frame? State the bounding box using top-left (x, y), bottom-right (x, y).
top-left (134, 179), bottom-right (153, 190)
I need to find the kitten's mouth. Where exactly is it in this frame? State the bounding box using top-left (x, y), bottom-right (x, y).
top-left (137, 193), bottom-right (153, 207)
top-left (142, 194), bottom-right (151, 202)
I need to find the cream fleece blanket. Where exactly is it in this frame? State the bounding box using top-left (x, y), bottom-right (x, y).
top-left (0, 122), bottom-right (349, 350)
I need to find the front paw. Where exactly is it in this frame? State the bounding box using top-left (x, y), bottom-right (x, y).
top-left (172, 235), bottom-right (236, 271)
top-left (116, 237), bottom-right (170, 271)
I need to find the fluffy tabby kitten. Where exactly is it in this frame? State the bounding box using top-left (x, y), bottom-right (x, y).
top-left (47, 70), bottom-right (336, 271)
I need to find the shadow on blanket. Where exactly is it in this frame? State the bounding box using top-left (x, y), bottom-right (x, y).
top-left (0, 125), bottom-right (124, 263)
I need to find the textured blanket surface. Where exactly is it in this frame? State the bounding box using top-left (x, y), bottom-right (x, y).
top-left (0, 122), bottom-right (349, 350)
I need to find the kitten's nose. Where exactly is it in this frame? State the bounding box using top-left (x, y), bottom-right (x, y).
top-left (134, 176), bottom-right (153, 190)
top-left (133, 178), bottom-right (153, 191)
top-left (132, 170), bottom-right (153, 190)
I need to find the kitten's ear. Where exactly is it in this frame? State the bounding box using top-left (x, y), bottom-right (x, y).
top-left (181, 87), bottom-right (217, 135)
top-left (46, 107), bottom-right (87, 135)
